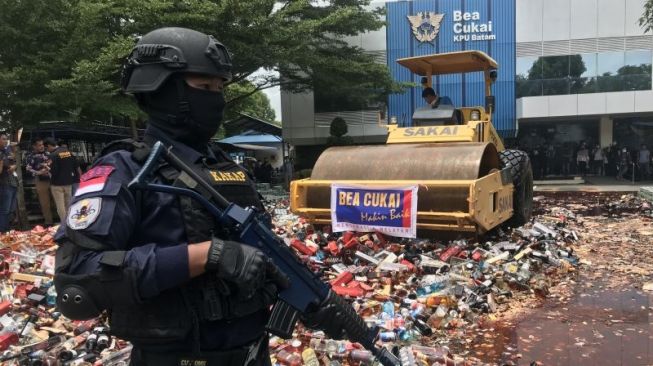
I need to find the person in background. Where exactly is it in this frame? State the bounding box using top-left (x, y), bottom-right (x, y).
top-left (545, 145), bottom-right (556, 176)
top-left (26, 137), bottom-right (54, 226)
top-left (422, 87), bottom-right (440, 108)
top-left (591, 144), bottom-right (604, 176)
top-left (576, 143), bottom-right (589, 177)
top-left (608, 142), bottom-right (619, 177)
top-left (602, 147), bottom-right (609, 177)
top-left (253, 160), bottom-right (263, 183)
top-left (638, 144), bottom-right (650, 181)
top-left (44, 137), bottom-right (82, 222)
top-left (530, 145), bottom-right (543, 180)
top-left (262, 159), bottom-right (273, 184)
top-left (616, 146), bottom-right (632, 181)
top-left (0, 133), bottom-right (18, 232)
top-left (561, 143), bottom-right (573, 176)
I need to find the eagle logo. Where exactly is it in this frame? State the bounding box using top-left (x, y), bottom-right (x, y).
top-left (407, 12), bottom-right (445, 44)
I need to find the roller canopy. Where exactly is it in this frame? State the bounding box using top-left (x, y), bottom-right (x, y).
top-left (397, 51), bottom-right (498, 76)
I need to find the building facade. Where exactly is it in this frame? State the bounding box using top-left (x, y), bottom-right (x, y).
top-left (515, 0), bottom-right (653, 152)
top-left (281, 0), bottom-right (653, 159)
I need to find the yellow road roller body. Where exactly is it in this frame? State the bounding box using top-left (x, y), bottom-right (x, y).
top-left (290, 51), bottom-right (533, 234)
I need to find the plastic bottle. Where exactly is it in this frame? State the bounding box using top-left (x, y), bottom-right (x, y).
top-left (393, 314), bottom-right (405, 328)
top-left (416, 275), bottom-right (448, 296)
top-left (301, 348), bottom-right (319, 366)
top-left (46, 285), bottom-right (57, 306)
top-left (382, 301), bottom-right (395, 316)
top-left (350, 349), bottom-right (375, 365)
top-left (435, 304), bottom-right (448, 318)
top-left (412, 317), bottom-right (433, 336)
top-left (309, 338), bottom-right (326, 353)
top-left (97, 333), bottom-right (110, 352)
top-left (399, 346), bottom-right (417, 366)
top-left (379, 331), bottom-right (396, 342)
top-left (518, 261), bottom-right (531, 279)
top-left (276, 349), bottom-right (302, 366)
top-left (0, 314), bottom-right (18, 332)
top-left (85, 333), bottom-right (97, 352)
top-left (325, 339), bottom-right (338, 355)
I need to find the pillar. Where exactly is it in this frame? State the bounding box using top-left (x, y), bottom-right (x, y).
top-left (599, 116), bottom-right (613, 148)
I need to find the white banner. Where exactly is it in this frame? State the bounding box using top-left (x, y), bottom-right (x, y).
top-left (330, 183), bottom-right (418, 238)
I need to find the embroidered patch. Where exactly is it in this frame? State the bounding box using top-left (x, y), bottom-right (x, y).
top-left (209, 170), bottom-right (247, 182)
top-left (75, 165), bottom-right (115, 196)
top-left (67, 198), bottom-right (102, 230)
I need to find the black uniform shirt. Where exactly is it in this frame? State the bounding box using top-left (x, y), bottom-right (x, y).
top-left (49, 147), bottom-right (79, 186)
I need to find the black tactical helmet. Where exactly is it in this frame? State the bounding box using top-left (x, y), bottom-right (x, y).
top-left (121, 27), bottom-right (232, 93)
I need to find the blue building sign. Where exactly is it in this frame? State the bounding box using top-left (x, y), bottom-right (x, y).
top-left (387, 0), bottom-right (516, 136)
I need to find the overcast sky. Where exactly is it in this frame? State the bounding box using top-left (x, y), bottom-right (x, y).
top-left (262, 84), bottom-right (282, 122)
top-left (249, 67), bottom-right (282, 122)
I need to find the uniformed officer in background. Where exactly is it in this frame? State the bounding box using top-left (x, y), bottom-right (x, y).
top-left (53, 27), bottom-right (298, 366)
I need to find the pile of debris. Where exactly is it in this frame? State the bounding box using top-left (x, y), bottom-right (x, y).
top-left (265, 196), bottom-right (582, 365)
top-left (0, 227), bottom-right (131, 365)
top-left (0, 194), bottom-right (592, 366)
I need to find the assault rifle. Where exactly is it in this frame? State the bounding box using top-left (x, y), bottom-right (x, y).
top-left (128, 141), bottom-right (400, 366)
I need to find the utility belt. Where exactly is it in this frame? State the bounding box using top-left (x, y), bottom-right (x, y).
top-left (130, 334), bottom-right (270, 366)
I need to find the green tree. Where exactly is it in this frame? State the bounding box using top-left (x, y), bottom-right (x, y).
top-left (596, 64), bottom-right (653, 92)
top-left (641, 0), bottom-right (653, 33)
top-left (0, 0), bottom-right (402, 133)
top-left (225, 82), bottom-right (276, 123)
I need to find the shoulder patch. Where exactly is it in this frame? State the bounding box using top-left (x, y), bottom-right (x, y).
top-left (75, 165), bottom-right (115, 196)
top-left (67, 198), bottom-right (102, 230)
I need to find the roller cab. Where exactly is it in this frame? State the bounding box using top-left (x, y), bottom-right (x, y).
top-left (290, 51), bottom-right (533, 235)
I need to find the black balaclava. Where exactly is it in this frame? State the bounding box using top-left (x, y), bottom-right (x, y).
top-left (138, 74), bottom-right (226, 150)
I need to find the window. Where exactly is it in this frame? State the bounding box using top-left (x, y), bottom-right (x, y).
top-left (517, 56), bottom-right (539, 78)
top-left (571, 53), bottom-right (598, 93)
top-left (597, 52), bottom-right (624, 75)
top-left (516, 56), bottom-right (541, 97)
top-left (517, 51), bottom-right (652, 97)
top-left (623, 50), bottom-right (652, 91)
top-left (579, 53), bottom-right (597, 77)
top-left (540, 55), bottom-right (570, 95)
top-left (541, 55), bottom-right (570, 79)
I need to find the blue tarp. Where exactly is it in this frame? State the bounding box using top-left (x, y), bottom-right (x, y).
top-left (218, 134), bottom-right (282, 144)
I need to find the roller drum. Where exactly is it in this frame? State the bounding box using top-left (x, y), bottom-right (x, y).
top-left (307, 143), bottom-right (499, 213)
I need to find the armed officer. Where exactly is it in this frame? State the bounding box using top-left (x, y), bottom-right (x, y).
top-left (53, 27), bottom-right (332, 366)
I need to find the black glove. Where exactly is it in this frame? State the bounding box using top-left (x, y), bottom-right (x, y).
top-left (205, 238), bottom-right (267, 299)
top-left (301, 301), bottom-right (348, 340)
top-left (205, 238), bottom-right (290, 300)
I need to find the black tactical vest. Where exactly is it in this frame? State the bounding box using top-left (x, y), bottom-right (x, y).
top-left (97, 139), bottom-right (271, 348)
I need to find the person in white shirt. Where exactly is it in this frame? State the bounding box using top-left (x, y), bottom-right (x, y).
top-left (592, 144), bottom-right (604, 176)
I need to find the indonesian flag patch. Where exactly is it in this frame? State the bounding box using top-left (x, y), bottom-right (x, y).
top-left (75, 165), bottom-right (115, 196)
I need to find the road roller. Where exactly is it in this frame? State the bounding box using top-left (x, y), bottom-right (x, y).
top-left (289, 51), bottom-right (533, 235)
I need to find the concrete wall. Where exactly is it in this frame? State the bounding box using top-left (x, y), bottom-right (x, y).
top-left (517, 90), bottom-right (653, 119)
top-left (516, 0), bottom-right (648, 42)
